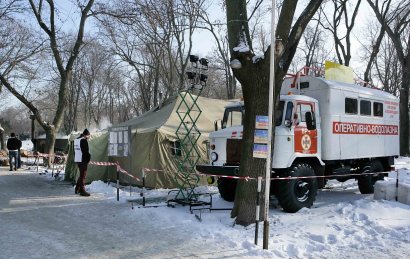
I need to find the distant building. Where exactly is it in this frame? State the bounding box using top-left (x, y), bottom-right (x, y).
top-left (32, 134), bottom-right (69, 153)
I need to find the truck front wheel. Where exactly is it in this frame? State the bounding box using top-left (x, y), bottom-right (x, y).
top-left (357, 160), bottom-right (384, 194)
top-left (276, 163), bottom-right (318, 213)
top-left (217, 177), bottom-right (237, 202)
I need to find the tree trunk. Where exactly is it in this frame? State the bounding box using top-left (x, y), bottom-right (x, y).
top-left (45, 125), bottom-right (56, 167)
top-left (400, 64), bottom-right (410, 155)
top-left (231, 57), bottom-right (271, 225)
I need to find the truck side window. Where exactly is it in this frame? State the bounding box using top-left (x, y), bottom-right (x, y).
top-left (275, 101), bottom-right (285, 126)
top-left (222, 106), bottom-right (244, 129)
top-left (345, 98), bottom-right (357, 114)
top-left (360, 100), bottom-right (371, 116)
top-left (297, 104), bottom-right (312, 122)
top-left (226, 111), bottom-right (242, 127)
top-left (373, 102), bottom-right (383, 117)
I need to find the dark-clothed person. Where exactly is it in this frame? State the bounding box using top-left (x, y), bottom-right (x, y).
top-left (74, 129), bottom-right (91, 196)
top-left (7, 133), bottom-right (21, 171)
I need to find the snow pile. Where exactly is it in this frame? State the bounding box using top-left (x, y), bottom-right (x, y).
top-left (374, 157), bottom-right (410, 205)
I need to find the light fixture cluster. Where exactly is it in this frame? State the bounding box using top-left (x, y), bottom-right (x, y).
top-left (186, 55), bottom-right (208, 90)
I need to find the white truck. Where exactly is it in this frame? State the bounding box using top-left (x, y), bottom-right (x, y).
top-left (196, 73), bottom-right (400, 212)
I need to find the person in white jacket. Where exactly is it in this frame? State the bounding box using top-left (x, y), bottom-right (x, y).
top-left (74, 129), bottom-right (91, 196)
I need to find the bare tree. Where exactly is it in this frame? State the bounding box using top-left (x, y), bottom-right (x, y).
top-left (0, 0), bottom-right (94, 163)
top-left (197, 12), bottom-right (238, 98)
top-left (362, 23), bottom-right (386, 84)
top-left (97, 0), bottom-right (205, 112)
top-left (367, 0), bottom-right (410, 155)
top-left (300, 9), bottom-right (329, 68)
top-left (374, 37), bottom-right (402, 95)
top-left (320, 0), bottom-right (362, 66)
top-left (0, 0), bottom-right (24, 19)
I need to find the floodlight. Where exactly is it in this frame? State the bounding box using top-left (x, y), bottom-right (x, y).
top-left (200, 74), bottom-right (208, 83)
top-left (189, 55), bottom-right (199, 63)
top-left (199, 58), bottom-right (209, 67)
top-left (186, 71), bottom-right (196, 80)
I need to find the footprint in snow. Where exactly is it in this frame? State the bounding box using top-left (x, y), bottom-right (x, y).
top-left (285, 244), bottom-right (300, 258)
top-left (326, 234), bottom-right (338, 244)
top-left (308, 233), bottom-right (325, 243)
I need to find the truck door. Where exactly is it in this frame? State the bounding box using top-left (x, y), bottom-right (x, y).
top-left (294, 102), bottom-right (318, 154)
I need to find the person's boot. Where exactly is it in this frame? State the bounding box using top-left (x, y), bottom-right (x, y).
top-left (74, 185), bottom-right (80, 194)
top-left (79, 189), bottom-right (90, 196)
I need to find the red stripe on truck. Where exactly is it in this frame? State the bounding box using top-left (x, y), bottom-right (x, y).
top-left (333, 122), bottom-right (398, 135)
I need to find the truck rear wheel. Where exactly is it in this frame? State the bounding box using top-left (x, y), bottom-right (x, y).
top-left (276, 163), bottom-right (318, 213)
top-left (357, 160), bottom-right (384, 194)
top-left (217, 177), bottom-right (237, 202)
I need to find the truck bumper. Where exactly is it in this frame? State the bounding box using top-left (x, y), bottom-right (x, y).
top-left (196, 164), bottom-right (239, 176)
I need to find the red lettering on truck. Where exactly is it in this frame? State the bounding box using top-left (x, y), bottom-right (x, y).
top-left (333, 122), bottom-right (398, 135)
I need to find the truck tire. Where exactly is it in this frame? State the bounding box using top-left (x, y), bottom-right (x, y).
top-left (357, 160), bottom-right (384, 194)
top-left (276, 163), bottom-right (318, 213)
top-left (217, 177), bottom-right (237, 202)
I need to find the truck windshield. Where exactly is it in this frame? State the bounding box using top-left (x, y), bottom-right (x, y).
top-left (222, 106), bottom-right (244, 128)
top-left (222, 102), bottom-right (285, 128)
top-left (275, 101), bottom-right (285, 126)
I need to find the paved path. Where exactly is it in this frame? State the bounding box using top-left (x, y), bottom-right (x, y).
top-left (0, 167), bottom-right (249, 259)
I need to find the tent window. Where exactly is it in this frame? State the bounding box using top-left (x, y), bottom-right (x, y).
top-left (169, 141), bottom-right (182, 156)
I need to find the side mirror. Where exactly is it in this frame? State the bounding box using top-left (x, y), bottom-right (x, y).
top-left (306, 111), bottom-right (316, 130)
top-left (284, 120), bottom-right (292, 127)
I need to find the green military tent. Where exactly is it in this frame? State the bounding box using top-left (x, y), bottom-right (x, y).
top-left (65, 95), bottom-right (232, 188)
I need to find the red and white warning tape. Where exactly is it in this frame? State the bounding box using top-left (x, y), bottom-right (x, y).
top-left (198, 171), bottom-right (399, 182)
top-left (197, 173), bottom-right (254, 181)
top-left (89, 161), bottom-right (140, 182)
top-left (89, 161), bottom-right (118, 166)
top-left (271, 172), bottom-right (386, 181)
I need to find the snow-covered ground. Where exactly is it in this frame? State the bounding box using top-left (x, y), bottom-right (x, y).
top-left (0, 157), bottom-right (409, 258)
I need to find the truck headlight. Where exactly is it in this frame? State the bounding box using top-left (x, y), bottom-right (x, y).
top-left (211, 152), bottom-right (218, 162)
